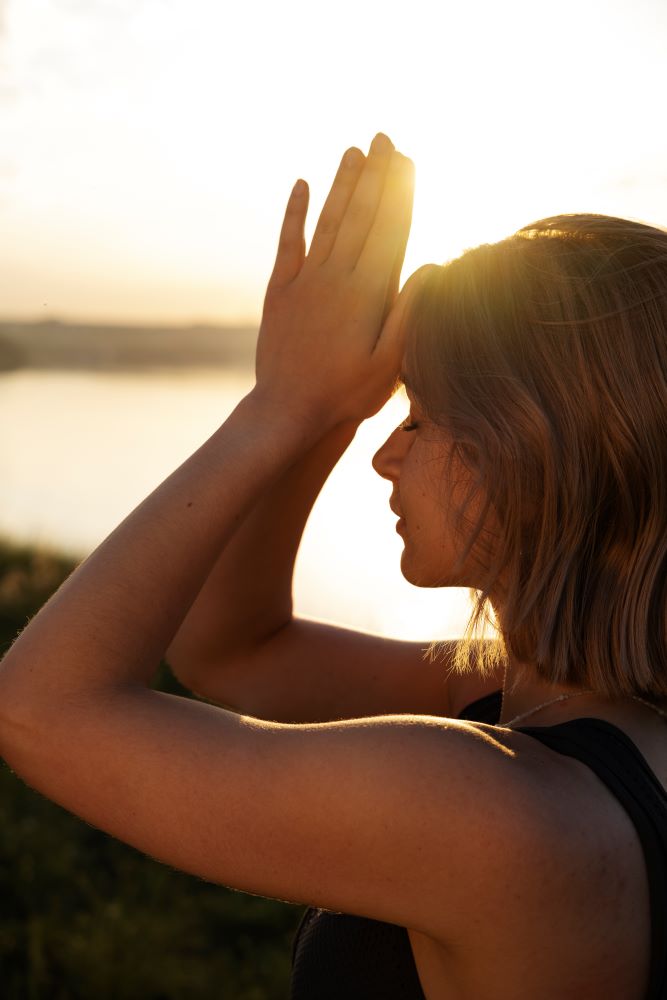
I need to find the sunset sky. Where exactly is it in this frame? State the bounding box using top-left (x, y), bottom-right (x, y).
top-left (1, 0), bottom-right (667, 324)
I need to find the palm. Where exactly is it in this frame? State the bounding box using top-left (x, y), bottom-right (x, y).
top-left (255, 134), bottom-right (429, 431)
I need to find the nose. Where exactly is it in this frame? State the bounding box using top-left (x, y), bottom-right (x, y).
top-left (372, 424), bottom-right (411, 483)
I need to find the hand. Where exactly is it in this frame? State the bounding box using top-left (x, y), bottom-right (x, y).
top-left (253, 133), bottom-right (427, 433)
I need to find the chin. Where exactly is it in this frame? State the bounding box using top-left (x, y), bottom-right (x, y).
top-left (400, 555), bottom-right (446, 589)
top-left (400, 552), bottom-right (470, 589)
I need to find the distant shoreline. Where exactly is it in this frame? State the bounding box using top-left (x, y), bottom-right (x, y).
top-left (0, 318), bottom-right (258, 372)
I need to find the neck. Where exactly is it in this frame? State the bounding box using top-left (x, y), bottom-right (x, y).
top-left (499, 658), bottom-right (597, 727)
top-left (487, 597), bottom-right (599, 726)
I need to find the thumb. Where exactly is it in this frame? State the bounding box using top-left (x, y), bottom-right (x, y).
top-left (375, 263), bottom-right (439, 365)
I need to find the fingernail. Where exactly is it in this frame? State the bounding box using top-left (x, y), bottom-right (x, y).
top-left (345, 147), bottom-right (362, 168)
top-left (292, 179), bottom-right (306, 196)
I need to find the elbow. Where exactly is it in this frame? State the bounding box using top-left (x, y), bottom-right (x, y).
top-left (164, 633), bottom-right (251, 696)
top-left (163, 643), bottom-right (208, 694)
top-left (0, 649), bottom-right (45, 770)
top-left (0, 640), bottom-right (102, 769)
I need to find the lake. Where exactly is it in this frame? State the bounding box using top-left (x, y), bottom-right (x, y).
top-left (0, 368), bottom-right (474, 640)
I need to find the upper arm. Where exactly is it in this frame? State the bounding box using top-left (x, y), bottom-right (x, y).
top-left (0, 686), bottom-right (540, 943)
top-left (188, 618), bottom-right (448, 722)
top-left (173, 617), bottom-right (505, 724)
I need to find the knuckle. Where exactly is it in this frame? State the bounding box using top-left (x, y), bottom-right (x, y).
top-left (278, 235), bottom-right (297, 252)
top-left (315, 215), bottom-right (338, 237)
top-left (346, 198), bottom-right (372, 223)
top-left (313, 262), bottom-right (339, 288)
top-left (370, 216), bottom-right (399, 240)
top-left (342, 146), bottom-right (364, 169)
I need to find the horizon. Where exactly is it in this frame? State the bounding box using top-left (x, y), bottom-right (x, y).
top-left (0, 315), bottom-right (260, 329)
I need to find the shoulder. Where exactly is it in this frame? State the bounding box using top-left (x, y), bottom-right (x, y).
top-left (455, 723), bottom-right (653, 995)
top-left (261, 714), bottom-right (564, 944)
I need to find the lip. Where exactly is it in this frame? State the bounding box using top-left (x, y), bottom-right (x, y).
top-left (395, 518), bottom-right (405, 534)
top-left (389, 498), bottom-right (402, 518)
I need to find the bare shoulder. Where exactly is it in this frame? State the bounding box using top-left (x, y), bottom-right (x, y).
top-left (459, 722), bottom-right (652, 999)
top-left (401, 719), bottom-right (653, 999)
top-left (266, 714), bottom-right (563, 947)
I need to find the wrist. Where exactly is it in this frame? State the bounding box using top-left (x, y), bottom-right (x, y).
top-left (243, 386), bottom-right (360, 450)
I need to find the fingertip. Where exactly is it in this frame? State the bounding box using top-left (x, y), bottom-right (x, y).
top-left (412, 263), bottom-right (439, 288)
top-left (388, 153), bottom-right (415, 189)
top-left (292, 179), bottom-right (308, 197)
top-left (397, 265), bottom-right (436, 300)
top-left (399, 154), bottom-right (415, 182)
top-left (370, 132), bottom-right (394, 154)
top-left (343, 146), bottom-right (364, 169)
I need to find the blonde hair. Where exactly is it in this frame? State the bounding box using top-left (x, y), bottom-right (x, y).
top-left (405, 214), bottom-right (667, 702)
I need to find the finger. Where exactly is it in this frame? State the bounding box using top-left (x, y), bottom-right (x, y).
top-left (381, 156), bottom-right (415, 324)
top-left (382, 247), bottom-right (408, 328)
top-left (266, 179), bottom-right (310, 290)
top-left (306, 146), bottom-right (366, 267)
top-left (356, 153), bottom-right (415, 281)
top-left (374, 263), bottom-right (439, 370)
top-left (328, 132), bottom-right (395, 268)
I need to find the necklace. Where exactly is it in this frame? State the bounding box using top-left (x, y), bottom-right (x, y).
top-left (501, 686), bottom-right (667, 728)
top-left (502, 689), bottom-right (595, 727)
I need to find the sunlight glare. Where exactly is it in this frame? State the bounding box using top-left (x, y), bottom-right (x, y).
top-left (3, 0), bottom-right (667, 320)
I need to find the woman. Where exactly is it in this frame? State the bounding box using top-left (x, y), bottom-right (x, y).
top-left (1, 132), bottom-right (666, 999)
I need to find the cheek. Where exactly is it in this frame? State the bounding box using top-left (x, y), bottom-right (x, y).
top-left (404, 446), bottom-right (478, 546)
top-left (401, 455), bottom-right (447, 538)
top-left (403, 441), bottom-right (446, 504)
top-left (398, 444), bottom-right (497, 589)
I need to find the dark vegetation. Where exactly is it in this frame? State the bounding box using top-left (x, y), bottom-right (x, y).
top-left (0, 537), bottom-right (306, 998)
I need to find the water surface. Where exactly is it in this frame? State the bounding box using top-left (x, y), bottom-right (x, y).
top-left (0, 369), bottom-right (473, 640)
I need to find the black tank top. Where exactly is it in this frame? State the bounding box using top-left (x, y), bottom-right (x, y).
top-left (290, 690), bottom-right (667, 999)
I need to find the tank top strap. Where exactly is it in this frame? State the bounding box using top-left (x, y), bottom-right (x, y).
top-left (515, 717), bottom-right (667, 1000)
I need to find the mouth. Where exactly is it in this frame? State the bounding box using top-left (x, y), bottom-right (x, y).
top-left (389, 498), bottom-right (402, 519)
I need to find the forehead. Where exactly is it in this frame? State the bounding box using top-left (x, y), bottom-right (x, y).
top-left (399, 371), bottom-right (414, 398)
top-left (399, 375), bottom-right (424, 413)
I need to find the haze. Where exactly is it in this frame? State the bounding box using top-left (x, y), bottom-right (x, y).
top-left (1, 0), bottom-right (667, 325)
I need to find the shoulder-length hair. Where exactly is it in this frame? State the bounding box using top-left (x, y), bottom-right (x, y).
top-left (404, 214), bottom-right (667, 702)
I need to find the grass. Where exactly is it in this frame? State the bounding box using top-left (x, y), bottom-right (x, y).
top-left (0, 537), bottom-right (306, 999)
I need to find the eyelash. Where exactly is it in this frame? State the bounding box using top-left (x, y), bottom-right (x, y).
top-left (400, 419), bottom-right (419, 432)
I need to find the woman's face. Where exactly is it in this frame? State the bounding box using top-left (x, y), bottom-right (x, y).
top-left (372, 387), bottom-right (492, 589)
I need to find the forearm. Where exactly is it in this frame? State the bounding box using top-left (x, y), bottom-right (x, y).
top-left (0, 391), bottom-right (320, 703)
top-left (165, 418), bottom-right (358, 674)
top-left (0, 132), bottom-right (418, 720)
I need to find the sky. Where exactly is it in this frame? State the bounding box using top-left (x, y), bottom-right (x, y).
top-left (1, 0), bottom-right (667, 324)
